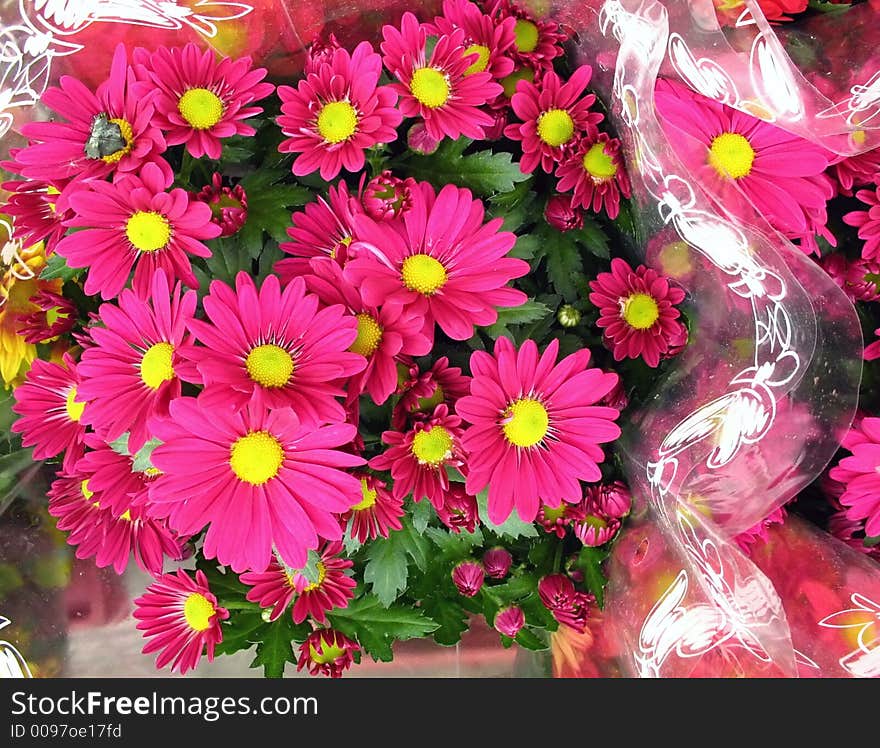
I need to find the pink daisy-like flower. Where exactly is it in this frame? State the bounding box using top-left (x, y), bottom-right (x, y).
top-left (77, 270), bottom-right (198, 452)
top-left (302, 258), bottom-right (431, 405)
top-left (538, 573), bottom-right (591, 634)
top-left (653, 78), bottom-right (835, 244)
top-left (361, 171), bottom-right (417, 222)
top-left (182, 272), bottom-right (365, 424)
top-left (14, 44), bottom-right (167, 198)
top-left (148, 397), bottom-right (365, 573)
top-left (586, 480), bottom-right (632, 519)
top-left (536, 501), bottom-right (585, 538)
top-left (393, 356), bottom-right (471, 430)
top-left (486, 0), bottom-right (566, 72)
top-left (75, 434), bottom-right (149, 516)
top-left (11, 353), bottom-right (87, 472)
top-left (588, 258), bottom-right (688, 368)
top-left (844, 181), bottom-right (880, 262)
top-left (16, 290), bottom-right (76, 344)
top-left (55, 161), bottom-right (220, 300)
top-left (369, 404), bottom-right (466, 509)
top-left (504, 66), bottom-right (603, 175)
top-left (297, 629), bottom-right (359, 678)
top-left (829, 416), bottom-right (880, 537)
top-left (452, 561), bottom-right (485, 597)
top-left (556, 133), bottom-right (632, 219)
top-left (190, 173), bottom-right (248, 238)
top-left (407, 121), bottom-right (442, 154)
top-left (381, 12), bottom-right (502, 142)
top-left (134, 568), bottom-right (229, 675)
top-left (864, 327), bottom-right (880, 361)
top-left (304, 33), bottom-right (343, 75)
top-left (733, 506), bottom-right (787, 555)
top-left (494, 605), bottom-right (525, 637)
top-left (426, 0), bottom-right (517, 82)
top-left (819, 253), bottom-right (880, 303)
top-left (241, 541), bottom-right (355, 624)
top-left (457, 336), bottom-right (621, 524)
top-left (275, 181), bottom-right (362, 282)
top-left (483, 547), bottom-right (512, 579)
top-left (133, 42), bottom-right (273, 161)
top-left (435, 483), bottom-right (480, 533)
top-left (277, 41), bottom-right (401, 180)
top-left (345, 182), bottom-right (528, 341)
top-left (573, 513), bottom-right (621, 547)
top-left (0, 170), bottom-right (69, 254)
top-left (340, 473), bottom-right (405, 543)
top-left (831, 147), bottom-right (880, 196)
top-left (48, 473), bottom-right (184, 576)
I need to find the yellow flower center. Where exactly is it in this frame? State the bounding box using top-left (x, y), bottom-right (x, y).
top-left (536, 109), bottom-right (575, 148)
top-left (410, 68), bottom-right (450, 109)
top-left (501, 67), bottom-right (535, 98)
top-left (301, 562), bottom-right (327, 593)
top-left (119, 509), bottom-right (132, 522)
top-left (65, 386), bottom-right (86, 422)
top-left (401, 254), bottom-right (447, 295)
top-left (101, 118), bottom-right (134, 164)
top-left (621, 292), bottom-right (660, 330)
top-left (126, 211), bottom-right (171, 253)
top-left (309, 637), bottom-right (345, 665)
top-left (245, 344), bottom-right (294, 388)
top-left (411, 425), bottom-right (454, 466)
top-left (183, 592), bottom-right (216, 632)
top-left (351, 477), bottom-right (378, 511)
top-left (514, 19), bottom-right (540, 52)
top-left (416, 384), bottom-right (444, 411)
top-left (316, 100), bottom-right (359, 144)
top-left (541, 504), bottom-right (566, 522)
top-left (708, 132), bottom-right (755, 179)
top-left (583, 142), bottom-right (618, 180)
top-left (178, 88), bottom-right (224, 130)
top-left (502, 397), bottom-right (549, 448)
top-left (140, 342), bottom-right (175, 390)
top-left (81, 479), bottom-right (94, 502)
top-left (350, 313), bottom-right (383, 357)
top-left (229, 430), bottom-right (284, 485)
top-left (463, 44), bottom-right (491, 75)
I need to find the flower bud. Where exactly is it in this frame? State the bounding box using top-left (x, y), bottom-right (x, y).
top-left (557, 304), bottom-right (581, 328)
top-left (494, 606), bottom-right (525, 638)
top-left (452, 561), bottom-right (484, 597)
top-left (544, 194), bottom-right (584, 232)
top-left (482, 547), bottom-right (512, 579)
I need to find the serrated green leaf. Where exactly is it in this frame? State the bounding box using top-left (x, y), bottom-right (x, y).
top-left (573, 546), bottom-right (610, 609)
top-left (107, 433), bottom-right (130, 455)
top-left (510, 234), bottom-right (543, 260)
top-left (576, 217), bottom-right (611, 259)
top-left (544, 231), bottom-right (585, 303)
top-left (204, 236), bottom-right (251, 286)
top-left (327, 594), bottom-right (438, 661)
top-left (420, 596), bottom-right (469, 646)
top-left (411, 499), bottom-right (434, 534)
top-left (363, 535), bottom-right (409, 606)
top-left (425, 525), bottom-right (485, 555)
top-left (396, 516), bottom-right (432, 572)
top-left (489, 177), bottom-right (534, 211)
top-left (215, 610), bottom-right (265, 656)
top-left (407, 139), bottom-right (530, 196)
top-left (476, 489), bottom-right (539, 539)
top-left (249, 615), bottom-right (302, 678)
top-left (485, 299), bottom-right (551, 339)
top-left (39, 253), bottom-right (79, 282)
top-left (298, 549), bottom-right (323, 586)
top-left (515, 627), bottom-right (549, 651)
top-left (236, 170), bottom-right (312, 257)
top-left (130, 437), bottom-right (161, 472)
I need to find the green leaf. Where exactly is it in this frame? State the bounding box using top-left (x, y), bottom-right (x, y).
top-left (406, 139), bottom-right (530, 196)
top-left (489, 177), bottom-right (534, 211)
top-left (420, 596), bottom-right (469, 647)
top-left (363, 535), bottom-right (409, 607)
top-left (249, 615), bottom-right (304, 678)
top-left (572, 546), bottom-right (610, 609)
top-left (237, 169), bottom-right (312, 257)
top-left (39, 253), bottom-right (79, 282)
top-left (107, 433), bottom-right (131, 455)
top-left (544, 231), bottom-right (585, 303)
top-left (510, 234), bottom-right (544, 261)
top-left (576, 217), bottom-right (611, 259)
top-left (476, 489), bottom-right (539, 539)
top-left (425, 525), bottom-right (485, 555)
top-left (327, 594), bottom-right (438, 662)
top-left (298, 549), bottom-right (323, 586)
top-left (864, 535), bottom-right (880, 548)
top-left (130, 437), bottom-right (161, 472)
top-left (411, 499), bottom-right (434, 534)
top-left (215, 610), bottom-right (265, 656)
top-left (484, 299), bottom-right (552, 339)
top-left (204, 236), bottom-right (252, 286)
top-left (396, 516), bottom-right (432, 572)
top-left (515, 627), bottom-right (549, 651)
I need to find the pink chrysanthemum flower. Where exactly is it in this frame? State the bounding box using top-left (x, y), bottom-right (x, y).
top-left (369, 404), bottom-right (467, 509)
top-left (76, 434), bottom-right (149, 516)
top-left (0, 170), bottom-right (69, 254)
top-left (77, 271), bottom-right (198, 452)
top-left (654, 78), bottom-right (835, 247)
top-left (574, 513), bottom-right (621, 547)
top-left (538, 573), bottom-right (591, 634)
top-left (148, 397), bottom-right (365, 572)
top-left (452, 561), bottom-right (485, 597)
top-left (191, 173), bottom-right (248, 238)
top-left (536, 501), bottom-right (585, 538)
top-left (241, 541), bottom-right (355, 624)
top-left (393, 356), bottom-right (471, 430)
top-left (426, 0), bottom-right (517, 82)
top-left (504, 66), bottom-right (602, 174)
top-left (588, 258), bottom-right (688, 368)
top-left (345, 182), bottom-right (528, 341)
top-left (133, 42), bottom-right (273, 161)
top-left (134, 568), bottom-right (229, 675)
top-left (844, 181), bottom-right (880, 262)
top-left (544, 194), bottom-right (584, 232)
top-left (435, 483), bottom-right (480, 533)
top-left (556, 133), bottom-right (632, 219)
top-left (733, 506), bottom-right (787, 555)
top-left (16, 290), bottom-right (76, 344)
top-left (586, 480), bottom-right (632, 519)
top-left (865, 327), bottom-right (880, 361)
top-left (275, 181), bottom-right (362, 282)
top-left (304, 33), bottom-right (343, 75)
top-left (11, 353), bottom-right (87, 472)
top-left (829, 416), bottom-right (880, 537)
top-left (14, 45), bottom-right (167, 198)
top-left (361, 171), bottom-right (417, 222)
top-left (482, 547), bottom-right (512, 579)
top-left (494, 605), bottom-right (525, 637)
top-left (486, 0), bottom-right (566, 72)
top-left (828, 496), bottom-right (880, 561)
top-left (297, 629), bottom-right (359, 678)
top-left (48, 473), bottom-right (184, 576)
top-left (819, 253), bottom-right (880, 303)
top-left (55, 162), bottom-right (220, 300)
top-left (457, 336), bottom-right (621, 524)
top-left (831, 147), bottom-right (880, 196)
top-left (302, 259), bottom-right (432, 405)
top-left (182, 273), bottom-right (364, 423)
top-left (381, 13), bottom-right (502, 141)
top-left (341, 473), bottom-right (405, 543)
top-left (277, 41), bottom-right (401, 180)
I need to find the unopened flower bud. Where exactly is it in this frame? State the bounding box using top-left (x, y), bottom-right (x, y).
top-left (557, 304), bottom-right (581, 328)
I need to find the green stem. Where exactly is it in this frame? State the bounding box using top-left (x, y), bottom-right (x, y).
top-left (552, 538), bottom-right (564, 572)
top-left (218, 600), bottom-right (260, 611)
top-left (179, 150), bottom-right (196, 188)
